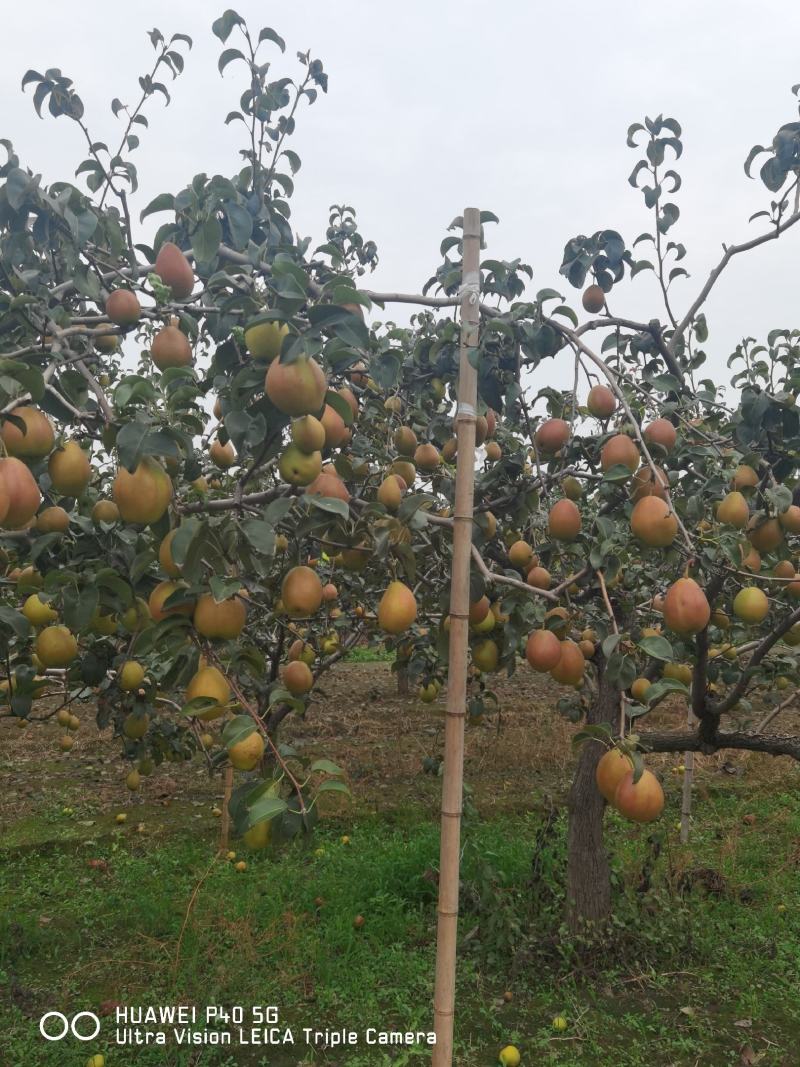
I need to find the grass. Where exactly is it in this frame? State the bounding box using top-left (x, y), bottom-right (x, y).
top-left (344, 646), bottom-right (395, 663)
top-left (3, 778), bottom-right (800, 1065)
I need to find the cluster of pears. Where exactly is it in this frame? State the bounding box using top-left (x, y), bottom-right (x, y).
top-left (0, 405), bottom-right (94, 535)
top-left (532, 413), bottom-right (681, 549)
top-left (524, 618), bottom-right (592, 688)
top-left (149, 532), bottom-right (247, 641)
top-left (595, 748), bottom-right (665, 823)
top-left (441, 595), bottom-right (508, 675)
top-left (105, 242), bottom-right (195, 329)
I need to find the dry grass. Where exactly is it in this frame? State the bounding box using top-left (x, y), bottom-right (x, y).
top-left (1, 662), bottom-right (798, 834)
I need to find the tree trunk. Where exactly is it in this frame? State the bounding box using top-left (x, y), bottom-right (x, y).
top-left (397, 662), bottom-right (409, 696)
top-left (566, 670), bottom-right (618, 932)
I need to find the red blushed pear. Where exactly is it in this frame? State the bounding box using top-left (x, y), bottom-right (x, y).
top-left (525, 629), bottom-right (561, 671)
top-left (596, 749), bottom-right (633, 802)
top-left (320, 404), bottom-right (348, 448)
top-left (643, 418), bottom-right (677, 453)
top-left (305, 470), bottom-right (350, 503)
top-left (377, 581), bottom-right (417, 634)
top-left (613, 769), bottom-right (665, 823)
top-left (663, 577), bottom-right (711, 635)
top-left (716, 490), bottom-right (749, 528)
top-left (586, 384), bottom-right (617, 419)
top-left (150, 322), bottom-right (192, 370)
top-left (48, 440), bottom-right (91, 496)
top-left (105, 288), bottom-right (141, 327)
top-left (779, 505), bottom-right (800, 533)
top-left (154, 241), bottom-right (195, 300)
top-left (582, 284), bottom-right (605, 314)
top-left (0, 457), bottom-right (41, 528)
top-left (600, 434), bottom-right (639, 473)
top-left (630, 496), bottom-right (678, 547)
top-left (630, 464), bottom-right (669, 501)
top-left (548, 498), bottom-right (581, 541)
top-left (0, 406), bottom-right (54, 459)
top-left (265, 356), bottom-right (327, 417)
top-left (748, 516), bottom-right (783, 554)
top-left (550, 640), bottom-right (585, 686)
top-left (535, 418), bottom-right (570, 454)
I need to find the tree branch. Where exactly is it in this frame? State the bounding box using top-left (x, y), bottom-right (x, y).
top-left (641, 729), bottom-right (800, 761)
top-left (669, 207), bottom-right (800, 356)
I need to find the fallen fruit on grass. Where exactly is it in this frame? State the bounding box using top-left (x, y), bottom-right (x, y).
top-left (498, 1046), bottom-right (521, 1067)
top-left (235, 860), bottom-right (247, 872)
top-left (115, 813), bottom-right (127, 824)
top-left (552, 1015), bottom-right (568, 1032)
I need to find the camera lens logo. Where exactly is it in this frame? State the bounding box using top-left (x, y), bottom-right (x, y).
top-left (39, 1011), bottom-right (101, 1041)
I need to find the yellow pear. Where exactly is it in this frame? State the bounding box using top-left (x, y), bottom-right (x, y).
top-left (377, 581), bottom-right (417, 634)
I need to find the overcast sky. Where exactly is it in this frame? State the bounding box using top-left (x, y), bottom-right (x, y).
top-left (3, 0), bottom-right (800, 399)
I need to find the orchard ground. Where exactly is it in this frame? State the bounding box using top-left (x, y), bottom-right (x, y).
top-left (3, 654), bottom-right (800, 1066)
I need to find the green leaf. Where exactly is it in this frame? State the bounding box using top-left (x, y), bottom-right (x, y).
top-left (637, 635), bottom-right (674, 661)
top-left (240, 518), bottom-right (275, 556)
top-left (192, 215), bottom-right (222, 262)
top-left (171, 518), bottom-right (203, 566)
top-left (222, 714), bottom-right (256, 748)
top-left (244, 795), bottom-right (287, 829)
top-left (115, 420), bottom-right (150, 471)
top-left (212, 9), bottom-right (244, 42)
top-left (181, 697), bottom-right (220, 717)
top-left (643, 678), bottom-right (689, 704)
top-left (310, 758), bottom-right (344, 776)
top-left (209, 576), bottom-right (242, 601)
top-left (224, 202), bottom-right (253, 249)
top-left (308, 496), bottom-right (349, 519)
top-left (139, 192), bottom-right (175, 222)
top-left (0, 606), bottom-right (30, 638)
top-left (316, 780), bottom-right (351, 797)
top-left (218, 47), bottom-right (246, 74)
top-left (601, 634), bottom-right (620, 657)
top-left (258, 27), bottom-right (286, 51)
top-left (571, 723), bottom-right (613, 748)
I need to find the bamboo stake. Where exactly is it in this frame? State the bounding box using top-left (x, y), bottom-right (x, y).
top-left (432, 207), bottom-right (481, 1067)
top-left (680, 706), bottom-right (694, 843)
top-left (219, 764), bottom-right (234, 854)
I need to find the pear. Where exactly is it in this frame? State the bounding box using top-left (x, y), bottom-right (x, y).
top-left (245, 320), bottom-right (289, 361)
top-left (105, 289), bottom-right (141, 326)
top-left (377, 475), bottom-right (404, 511)
top-left (228, 729), bottom-right (265, 771)
top-left (279, 444), bottom-right (322, 486)
top-left (49, 440), bottom-right (92, 496)
top-left (150, 323), bottom-right (192, 370)
top-left (154, 241), bottom-right (195, 300)
top-left (717, 491), bottom-right (748, 528)
top-left (265, 356), bottom-right (327, 417)
top-left (281, 566), bottom-right (323, 617)
top-left (112, 457), bottom-right (173, 525)
top-left (377, 581), bottom-right (417, 634)
top-left (291, 415), bottom-right (326, 453)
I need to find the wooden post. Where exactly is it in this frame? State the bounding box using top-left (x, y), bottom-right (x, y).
top-left (432, 207), bottom-right (481, 1067)
top-left (219, 764), bottom-right (234, 853)
top-left (680, 707), bottom-right (695, 843)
